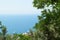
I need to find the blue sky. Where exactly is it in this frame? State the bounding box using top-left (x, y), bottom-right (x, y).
top-left (0, 0), bottom-right (41, 15)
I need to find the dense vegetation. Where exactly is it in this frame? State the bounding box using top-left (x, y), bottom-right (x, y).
top-left (0, 0), bottom-right (60, 40)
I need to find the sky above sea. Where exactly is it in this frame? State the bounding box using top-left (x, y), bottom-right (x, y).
top-left (0, 0), bottom-right (42, 34)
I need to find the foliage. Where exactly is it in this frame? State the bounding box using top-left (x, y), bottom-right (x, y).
top-left (0, 0), bottom-right (60, 40)
top-left (33, 0), bottom-right (60, 9)
top-left (6, 33), bottom-right (32, 40)
top-left (0, 21), bottom-right (7, 40)
top-left (33, 0), bottom-right (60, 40)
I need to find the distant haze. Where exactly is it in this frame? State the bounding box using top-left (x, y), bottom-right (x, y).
top-left (0, 0), bottom-right (41, 15)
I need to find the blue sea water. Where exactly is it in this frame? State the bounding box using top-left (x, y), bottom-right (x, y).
top-left (0, 14), bottom-right (38, 34)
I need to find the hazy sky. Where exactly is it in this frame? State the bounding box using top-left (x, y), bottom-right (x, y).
top-left (0, 0), bottom-right (41, 15)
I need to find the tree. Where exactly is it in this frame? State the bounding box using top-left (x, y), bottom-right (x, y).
top-left (0, 21), bottom-right (7, 40)
top-left (1, 25), bottom-right (7, 40)
top-left (33, 0), bottom-right (60, 40)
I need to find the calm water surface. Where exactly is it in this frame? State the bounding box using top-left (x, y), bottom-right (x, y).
top-left (0, 14), bottom-right (38, 34)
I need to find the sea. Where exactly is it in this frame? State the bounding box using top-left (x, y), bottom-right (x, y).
top-left (0, 14), bottom-right (39, 34)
